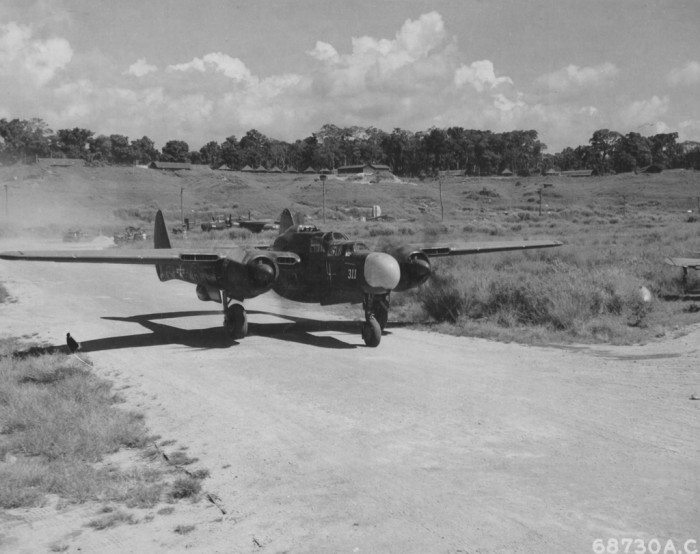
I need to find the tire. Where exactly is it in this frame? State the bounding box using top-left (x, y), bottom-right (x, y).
top-left (225, 304), bottom-right (248, 339)
top-left (361, 316), bottom-right (382, 347)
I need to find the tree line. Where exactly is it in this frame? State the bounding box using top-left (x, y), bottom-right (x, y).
top-left (1, 117), bottom-right (699, 177)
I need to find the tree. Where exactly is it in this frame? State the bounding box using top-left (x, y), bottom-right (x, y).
top-left (650, 132), bottom-right (681, 168)
top-left (239, 129), bottom-right (270, 168)
top-left (220, 136), bottom-right (241, 169)
top-left (89, 135), bottom-right (112, 161)
top-left (161, 140), bottom-right (189, 162)
top-left (612, 132), bottom-right (651, 173)
top-left (199, 141), bottom-right (222, 167)
top-left (0, 118), bottom-right (52, 163)
top-left (109, 134), bottom-right (135, 165)
top-left (130, 136), bottom-right (158, 164)
top-left (589, 129), bottom-right (621, 174)
top-left (55, 128), bottom-right (94, 159)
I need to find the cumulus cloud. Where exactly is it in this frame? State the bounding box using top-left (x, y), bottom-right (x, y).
top-left (308, 41), bottom-right (338, 62)
top-left (124, 58), bottom-right (157, 77)
top-left (0, 21), bottom-right (72, 86)
top-left (309, 11), bottom-right (451, 97)
top-left (167, 52), bottom-right (253, 82)
top-left (619, 95), bottom-right (670, 128)
top-left (535, 62), bottom-right (618, 92)
top-left (667, 61), bottom-right (700, 87)
top-left (678, 120), bottom-right (700, 142)
top-left (454, 60), bottom-right (513, 92)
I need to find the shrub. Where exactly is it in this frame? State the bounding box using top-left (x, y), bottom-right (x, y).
top-left (420, 273), bottom-right (465, 323)
top-left (169, 477), bottom-right (201, 500)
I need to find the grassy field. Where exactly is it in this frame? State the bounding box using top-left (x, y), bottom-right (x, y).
top-left (0, 339), bottom-right (208, 513)
top-left (2, 164), bottom-right (700, 344)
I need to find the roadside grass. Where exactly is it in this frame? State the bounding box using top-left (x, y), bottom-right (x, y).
top-left (0, 339), bottom-right (209, 510)
top-left (389, 209), bottom-right (700, 344)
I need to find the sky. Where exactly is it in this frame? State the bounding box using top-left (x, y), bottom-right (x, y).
top-left (1, 0), bottom-right (699, 153)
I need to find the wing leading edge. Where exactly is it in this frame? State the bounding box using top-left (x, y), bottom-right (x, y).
top-left (0, 249), bottom-right (223, 265)
top-left (417, 239), bottom-right (562, 257)
top-left (0, 247), bottom-right (301, 266)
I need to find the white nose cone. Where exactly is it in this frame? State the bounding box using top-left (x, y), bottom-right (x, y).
top-left (364, 252), bottom-right (401, 292)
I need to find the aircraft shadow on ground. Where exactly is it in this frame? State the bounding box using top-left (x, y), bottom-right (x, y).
top-left (11, 309), bottom-right (403, 358)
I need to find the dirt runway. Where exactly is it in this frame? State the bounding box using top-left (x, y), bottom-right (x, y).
top-left (1, 239), bottom-right (698, 553)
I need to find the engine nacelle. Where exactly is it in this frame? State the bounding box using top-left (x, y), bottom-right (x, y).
top-left (219, 254), bottom-right (279, 299)
top-left (388, 245), bottom-right (432, 292)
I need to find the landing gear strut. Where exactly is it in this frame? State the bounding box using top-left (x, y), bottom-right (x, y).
top-left (222, 291), bottom-right (247, 339)
top-left (361, 293), bottom-right (390, 347)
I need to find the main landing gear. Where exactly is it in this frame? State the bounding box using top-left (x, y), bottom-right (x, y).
top-left (361, 294), bottom-right (390, 347)
top-left (222, 291), bottom-right (247, 340)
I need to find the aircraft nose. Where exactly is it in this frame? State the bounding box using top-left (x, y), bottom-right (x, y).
top-left (363, 252), bottom-right (401, 292)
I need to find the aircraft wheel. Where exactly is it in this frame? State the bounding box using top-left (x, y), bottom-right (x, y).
top-left (361, 316), bottom-right (382, 347)
top-left (225, 304), bottom-right (248, 339)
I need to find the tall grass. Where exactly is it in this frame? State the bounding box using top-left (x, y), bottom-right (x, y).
top-left (0, 341), bottom-right (159, 508)
top-left (395, 211), bottom-right (697, 344)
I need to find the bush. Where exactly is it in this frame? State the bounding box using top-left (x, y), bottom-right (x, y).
top-left (169, 477), bottom-right (201, 500)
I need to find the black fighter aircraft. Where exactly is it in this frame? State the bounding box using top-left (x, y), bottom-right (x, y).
top-left (0, 209), bottom-right (561, 347)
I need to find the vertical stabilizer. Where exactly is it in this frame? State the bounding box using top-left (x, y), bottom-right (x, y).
top-left (154, 210), bottom-right (171, 249)
top-left (154, 210), bottom-right (171, 281)
top-left (279, 208), bottom-right (296, 235)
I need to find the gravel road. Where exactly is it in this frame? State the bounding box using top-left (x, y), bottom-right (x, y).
top-left (1, 239), bottom-right (698, 553)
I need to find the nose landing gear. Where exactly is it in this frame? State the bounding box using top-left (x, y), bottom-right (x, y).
top-left (361, 293), bottom-right (390, 347)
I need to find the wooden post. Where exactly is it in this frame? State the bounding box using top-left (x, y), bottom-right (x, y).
top-left (320, 174), bottom-right (327, 225)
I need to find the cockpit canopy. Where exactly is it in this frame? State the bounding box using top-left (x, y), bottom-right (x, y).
top-left (327, 241), bottom-right (370, 257)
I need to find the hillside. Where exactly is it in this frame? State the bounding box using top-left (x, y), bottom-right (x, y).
top-left (2, 164), bottom-right (700, 238)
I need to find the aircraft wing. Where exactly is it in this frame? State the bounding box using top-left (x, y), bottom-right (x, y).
top-left (0, 248), bottom-right (225, 265)
top-left (415, 239), bottom-right (563, 257)
top-left (665, 257), bottom-right (700, 270)
top-left (0, 247), bottom-right (301, 266)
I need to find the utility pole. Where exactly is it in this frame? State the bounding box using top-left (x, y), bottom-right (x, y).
top-left (320, 174), bottom-right (327, 224)
top-left (180, 187), bottom-right (184, 223)
top-left (4, 184), bottom-right (7, 228)
top-left (538, 187), bottom-right (543, 216)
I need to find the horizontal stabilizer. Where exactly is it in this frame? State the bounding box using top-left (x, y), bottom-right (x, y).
top-left (665, 257), bottom-right (700, 269)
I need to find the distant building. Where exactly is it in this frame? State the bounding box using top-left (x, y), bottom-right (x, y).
top-left (500, 168), bottom-right (514, 176)
top-left (303, 166), bottom-right (317, 174)
top-left (337, 163), bottom-right (392, 175)
top-left (269, 166), bottom-right (283, 173)
top-left (241, 165), bottom-right (254, 172)
top-left (148, 161), bottom-right (191, 171)
top-left (36, 157), bottom-right (84, 167)
top-left (254, 165), bottom-right (267, 172)
top-left (439, 169), bottom-right (466, 177)
top-left (560, 169), bottom-right (593, 177)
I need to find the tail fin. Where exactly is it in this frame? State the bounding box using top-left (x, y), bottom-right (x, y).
top-left (154, 210), bottom-right (170, 282)
top-left (279, 208), bottom-right (296, 235)
top-left (154, 210), bottom-right (171, 249)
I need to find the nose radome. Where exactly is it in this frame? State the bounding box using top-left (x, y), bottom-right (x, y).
top-left (364, 252), bottom-right (401, 292)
